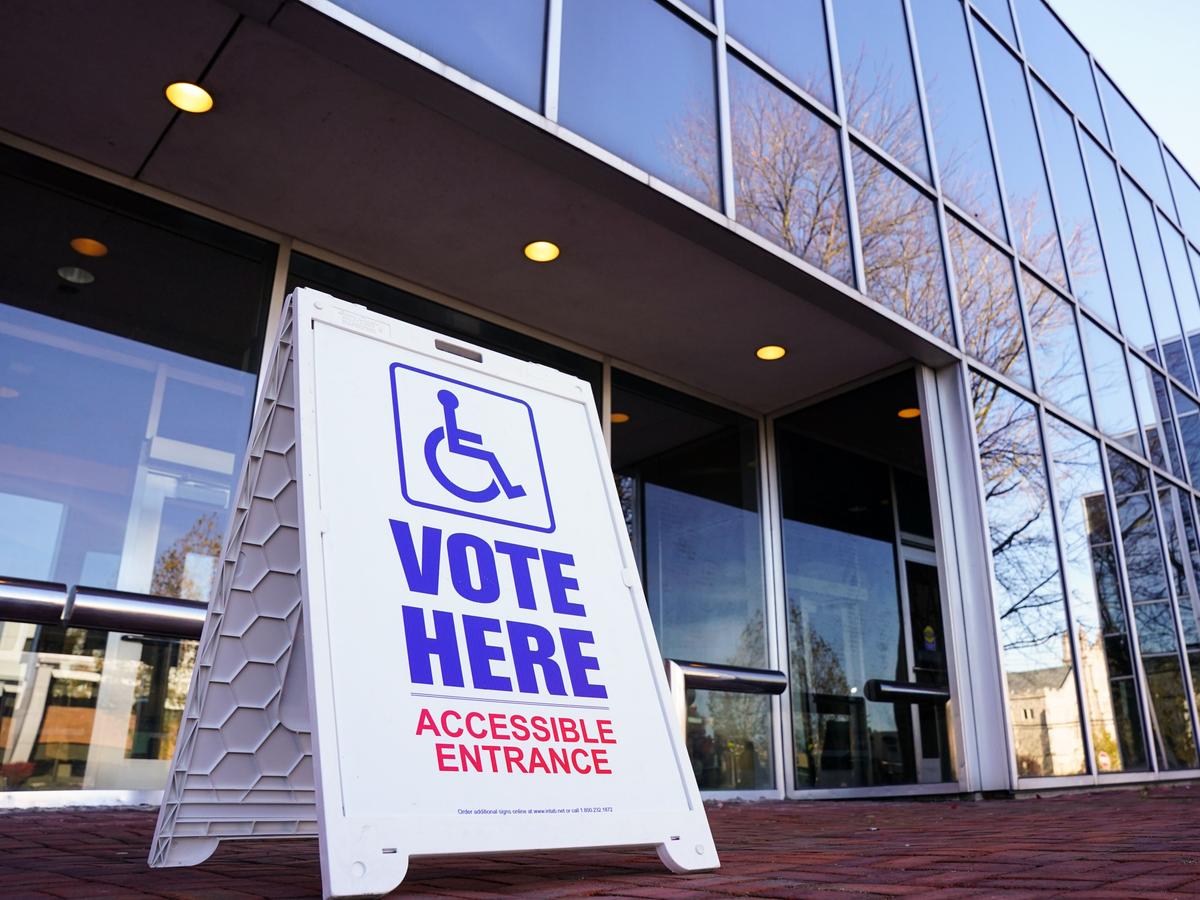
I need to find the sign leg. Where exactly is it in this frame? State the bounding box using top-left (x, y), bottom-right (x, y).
top-left (657, 833), bottom-right (720, 874)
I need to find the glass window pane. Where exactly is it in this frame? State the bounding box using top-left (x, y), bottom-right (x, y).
top-left (0, 626), bottom-right (197, 790)
top-left (334, 0), bottom-right (546, 111)
top-left (970, 374), bottom-right (1086, 776)
top-left (1106, 449), bottom-right (1199, 770)
top-left (610, 371), bottom-right (767, 669)
top-left (1157, 486), bottom-right (1200, 710)
top-left (1044, 416), bottom-right (1147, 771)
top-left (1128, 357), bottom-right (1180, 476)
top-left (851, 145), bottom-right (954, 342)
top-left (947, 216), bottom-right (1030, 383)
top-left (1166, 150), bottom-right (1200, 243)
top-left (1159, 214), bottom-right (1200, 386)
top-left (1022, 271), bottom-right (1092, 424)
top-left (1011, 0), bottom-right (1106, 144)
top-left (1032, 80), bottom-right (1116, 326)
top-left (1080, 318), bottom-right (1140, 455)
top-left (1172, 387), bottom-right (1200, 485)
top-left (686, 689), bottom-right (774, 790)
top-left (911, 0), bottom-right (1005, 237)
top-left (561, 0), bottom-right (719, 206)
top-left (1081, 134), bottom-right (1156, 354)
top-left (1125, 179), bottom-right (1193, 387)
top-left (728, 57), bottom-right (852, 284)
top-left (1190, 245), bottom-right (1200, 369)
top-left (974, 25), bottom-right (1067, 288)
top-left (833, 0), bottom-right (930, 180)
top-left (725, 0), bottom-right (833, 108)
top-left (679, 0), bottom-right (712, 18)
top-left (1097, 71), bottom-right (1174, 217)
top-left (972, 0), bottom-right (1016, 45)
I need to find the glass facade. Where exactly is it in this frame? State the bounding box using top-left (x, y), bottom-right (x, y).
top-left (6, 0), bottom-right (1200, 799)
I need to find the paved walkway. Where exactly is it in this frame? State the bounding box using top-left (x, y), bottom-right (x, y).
top-left (2, 785), bottom-right (1199, 897)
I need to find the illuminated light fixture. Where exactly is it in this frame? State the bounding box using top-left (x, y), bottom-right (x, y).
top-left (755, 344), bottom-right (786, 361)
top-left (165, 82), bottom-right (214, 113)
top-left (610, 412), bottom-right (631, 424)
top-left (523, 240), bottom-right (560, 262)
top-left (57, 265), bottom-right (95, 285)
top-left (0, 386), bottom-right (18, 399)
top-left (70, 237), bottom-right (108, 257)
top-left (897, 407), bottom-right (921, 419)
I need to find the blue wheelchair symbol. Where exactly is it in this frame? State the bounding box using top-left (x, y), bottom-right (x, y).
top-left (423, 389), bottom-right (526, 504)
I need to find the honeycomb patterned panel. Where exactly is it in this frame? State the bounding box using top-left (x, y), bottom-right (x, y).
top-left (151, 298), bottom-right (319, 868)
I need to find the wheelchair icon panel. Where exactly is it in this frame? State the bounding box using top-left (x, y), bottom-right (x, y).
top-left (390, 362), bottom-right (555, 532)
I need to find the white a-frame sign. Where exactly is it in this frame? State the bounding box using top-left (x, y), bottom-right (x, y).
top-left (149, 288), bottom-right (718, 898)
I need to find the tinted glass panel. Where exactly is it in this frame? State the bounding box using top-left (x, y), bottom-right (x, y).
top-left (1159, 214), bottom-right (1200, 385)
top-left (1128, 357), bottom-right (1179, 476)
top-left (1166, 151), bottom-right (1200, 242)
top-left (725, 0), bottom-right (832, 108)
top-left (1082, 135), bottom-right (1156, 355)
top-left (1190, 245), bottom-right (1200, 370)
top-left (1158, 485), bottom-right (1200, 715)
top-left (336, 0), bottom-right (545, 110)
top-left (975, 26), bottom-right (1066, 287)
top-left (686, 689), bottom-right (772, 790)
top-left (851, 146), bottom-right (953, 342)
top-left (833, 0), bottom-right (929, 180)
top-left (1080, 319), bottom-right (1140, 455)
top-left (1032, 80), bottom-right (1115, 325)
top-left (1012, 0), bottom-right (1106, 143)
top-left (970, 374), bottom-right (1085, 776)
top-left (1106, 450), bottom-right (1198, 769)
top-left (561, 0), bottom-right (718, 205)
top-left (728, 57), bottom-right (852, 284)
top-left (1022, 271), bottom-right (1092, 424)
top-left (947, 216), bottom-right (1030, 383)
top-left (1125, 179), bottom-right (1192, 386)
top-left (1044, 417), bottom-right (1147, 772)
top-left (972, 0), bottom-right (1016, 45)
top-left (1173, 387), bottom-right (1200, 485)
top-left (911, 0), bottom-right (1005, 237)
top-left (1097, 71), bottom-right (1174, 216)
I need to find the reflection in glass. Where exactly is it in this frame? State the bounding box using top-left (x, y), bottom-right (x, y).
top-left (1157, 484), bottom-right (1200, 717)
top-left (1173, 387), bottom-right (1200, 485)
top-left (946, 216), bottom-right (1030, 384)
top-left (561, 0), bottom-right (718, 205)
top-left (974, 26), bottom-right (1066, 287)
top-left (1128, 358), bottom-right (1181, 476)
top-left (1097, 71), bottom-right (1174, 216)
top-left (1080, 319), bottom-right (1141, 455)
top-left (725, 0), bottom-right (833, 108)
top-left (1166, 151), bottom-right (1200, 243)
top-left (1106, 450), bottom-right (1199, 769)
top-left (970, 374), bottom-right (1085, 776)
top-left (610, 371), bottom-right (766, 669)
top-left (778, 372), bottom-right (950, 789)
top-left (833, 0), bottom-right (929, 179)
top-left (910, 0), bottom-right (1005, 237)
top-left (1022, 271), bottom-right (1092, 424)
top-left (1012, 0), bottom-right (1106, 143)
top-left (972, 0), bottom-right (1016, 45)
top-left (1044, 417), bottom-right (1147, 772)
top-left (685, 689), bottom-right (773, 790)
top-left (851, 146), bottom-right (954, 342)
top-left (1082, 134), bottom-right (1157, 355)
top-left (1158, 214), bottom-right (1200, 386)
top-left (727, 57), bottom-right (852, 284)
top-left (333, 0), bottom-right (546, 110)
top-left (1124, 179), bottom-right (1193, 387)
top-left (0, 626), bottom-right (197, 790)
top-left (1032, 81), bottom-right (1115, 326)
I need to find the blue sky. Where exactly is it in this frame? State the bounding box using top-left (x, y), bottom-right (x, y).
top-left (1051, 0), bottom-right (1200, 180)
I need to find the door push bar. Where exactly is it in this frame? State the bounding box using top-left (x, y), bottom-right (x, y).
top-left (0, 577), bottom-right (206, 640)
top-left (864, 679), bottom-right (951, 705)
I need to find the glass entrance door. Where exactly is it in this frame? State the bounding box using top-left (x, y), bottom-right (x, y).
top-left (901, 552), bottom-right (954, 784)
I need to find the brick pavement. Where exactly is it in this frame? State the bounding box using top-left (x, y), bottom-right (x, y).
top-left (2, 784), bottom-right (1199, 898)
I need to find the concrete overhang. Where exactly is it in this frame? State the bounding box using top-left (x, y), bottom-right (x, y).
top-left (0, 0), bottom-right (957, 413)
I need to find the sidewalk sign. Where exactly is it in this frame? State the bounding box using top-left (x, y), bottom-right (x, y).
top-left (148, 289), bottom-right (718, 898)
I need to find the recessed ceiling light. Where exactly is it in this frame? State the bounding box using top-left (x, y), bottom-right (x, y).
top-left (755, 344), bottom-right (786, 361)
top-left (0, 386), bottom-right (18, 399)
top-left (57, 265), bottom-right (95, 285)
top-left (610, 412), bottom-right (630, 424)
top-left (898, 407), bottom-right (921, 419)
top-left (523, 240), bottom-right (560, 262)
top-left (165, 82), bottom-right (214, 114)
top-left (70, 237), bottom-right (108, 258)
